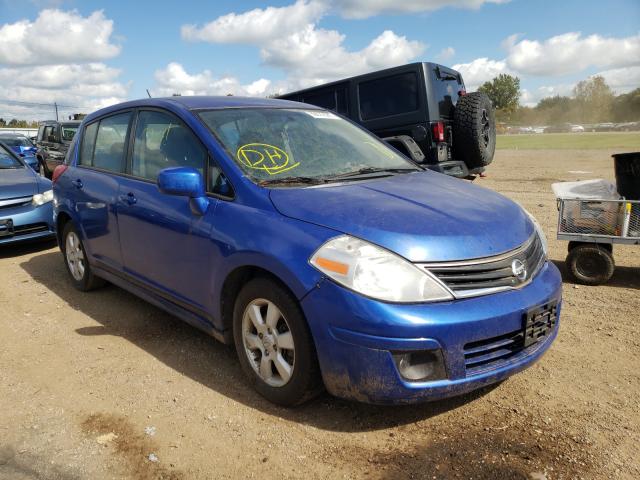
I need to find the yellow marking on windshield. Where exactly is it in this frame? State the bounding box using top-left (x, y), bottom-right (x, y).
top-left (237, 143), bottom-right (300, 175)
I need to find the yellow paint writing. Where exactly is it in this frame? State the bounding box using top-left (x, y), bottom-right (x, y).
top-left (237, 143), bottom-right (300, 175)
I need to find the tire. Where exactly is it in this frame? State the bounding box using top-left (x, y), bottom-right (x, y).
top-left (61, 222), bottom-right (106, 291)
top-left (453, 92), bottom-right (496, 169)
top-left (565, 244), bottom-right (615, 285)
top-left (233, 277), bottom-right (322, 406)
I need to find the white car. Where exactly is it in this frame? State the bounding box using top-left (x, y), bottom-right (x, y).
top-left (571, 125), bottom-right (585, 133)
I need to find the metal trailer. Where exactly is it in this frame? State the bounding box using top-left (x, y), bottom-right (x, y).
top-left (557, 198), bottom-right (640, 285)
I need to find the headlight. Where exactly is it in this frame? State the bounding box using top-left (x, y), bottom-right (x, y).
top-left (310, 235), bottom-right (453, 303)
top-left (523, 208), bottom-right (548, 257)
top-left (32, 189), bottom-right (53, 206)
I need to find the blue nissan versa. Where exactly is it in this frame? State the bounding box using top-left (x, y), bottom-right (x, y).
top-left (0, 142), bottom-right (55, 244)
top-left (53, 97), bottom-right (561, 406)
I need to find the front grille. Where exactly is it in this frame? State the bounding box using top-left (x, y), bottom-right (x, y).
top-left (0, 196), bottom-right (32, 210)
top-left (419, 234), bottom-right (545, 298)
top-left (463, 302), bottom-right (557, 375)
top-left (13, 223), bottom-right (49, 236)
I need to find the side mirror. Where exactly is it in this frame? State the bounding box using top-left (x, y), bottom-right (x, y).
top-left (157, 167), bottom-right (209, 216)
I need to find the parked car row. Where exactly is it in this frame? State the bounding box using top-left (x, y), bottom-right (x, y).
top-left (504, 121), bottom-right (640, 134)
top-left (1, 92), bottom-right (561, 407)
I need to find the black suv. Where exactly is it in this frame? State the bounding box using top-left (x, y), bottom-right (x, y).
top-left (278, 62), bottom-right (495, 178)
top-left (35, 120), bottom-right (81, 178)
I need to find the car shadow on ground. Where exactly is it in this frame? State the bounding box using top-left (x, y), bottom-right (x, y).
top-left (0, 238), bottom-right (57, 259)
top-left (552, 259), bottom-right (640, 290)
top-left (19, 251), bottom-right (499, 433)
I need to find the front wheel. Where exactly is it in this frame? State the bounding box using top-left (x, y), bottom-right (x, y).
top-left (61, 223), bottom-right (106, 291)
top-left (565, 244), bottom-right (615, 285)
top-left (233, 278), bottom-right (322, 406)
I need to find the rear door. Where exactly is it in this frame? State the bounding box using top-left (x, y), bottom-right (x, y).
top-left (70, 111), bottom-right (132, 271)
top-left (116, 108), bottom-right (214, 312)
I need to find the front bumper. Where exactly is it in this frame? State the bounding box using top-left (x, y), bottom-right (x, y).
top-left (0, 201), bottom-right (55, 245)
top-left (301, 261), bottom-right (562, 404)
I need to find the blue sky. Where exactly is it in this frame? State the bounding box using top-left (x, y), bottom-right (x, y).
top-left (0, 0), bottom-right (639, 119)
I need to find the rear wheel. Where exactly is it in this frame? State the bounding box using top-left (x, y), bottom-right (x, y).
top-left (453, 92), bottom-right (496, 169)
top-left (61, 223), bottom-right (106, 291)
top-left (233, 277), bottom-right (321, 406)
top-left (565, 244), bottom-right (615, 285)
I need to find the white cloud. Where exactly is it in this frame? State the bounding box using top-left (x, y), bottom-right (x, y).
top-left (505, 32), bottom-right (640, 77)
top-left (452, 57), bottom-right (512, 90)
top-left (182, 1), bottom-right (325, 44)
top-left (0, 63), bottom-right (129, 114)
top-left (0, 9), bottom-right (127, 120)
top-left (594, 66), bottom-right (640, 94)
top-left (180, 2), bottom-right (424, 91)
top-left (332, 0), bottom-right (509, 19)
top-left (152, 62), bottom-right (275, 97)
top-left (0, 9), bottom-right (121, 66)
top-left (436, 46), bottom-right (455, 61)
top-left (262, 28), bottom-right (424, 87)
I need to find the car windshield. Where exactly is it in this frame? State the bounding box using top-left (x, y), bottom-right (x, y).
top-left (0, 146), bottom-right (23, 169)
top-left (0, 136), bottom-right (33, 147)
top-left (198, 108), bottom-right (418, 185)
top-left (61, 124), bottom-right (78, 141)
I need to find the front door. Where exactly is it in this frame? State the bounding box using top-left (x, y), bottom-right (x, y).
top-left (116, 109), bottom-right (213, 312)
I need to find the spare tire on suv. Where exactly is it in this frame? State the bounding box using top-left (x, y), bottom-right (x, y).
top-left (453, 92), bottom-right (496, 170)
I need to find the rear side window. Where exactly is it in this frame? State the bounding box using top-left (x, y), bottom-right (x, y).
top-left (131, 110), bottom-right (206, 181)
top-left (304, 90), bottom-right (335, 110)
top-left (79, 122), bottom-right (98, 166)
top-left (92, 112), bottom-right (131, 173)
top-left (302, 84), bottom-right (349, 115)
top-left (43, 126), bottom-right (54, 141)
top-left (358, 72), bottom-right (419, 120)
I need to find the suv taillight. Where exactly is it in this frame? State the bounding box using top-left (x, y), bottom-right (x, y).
top-left (432, 122), bottom-right (445, 143)
top-left (52, 165), bottom-right (68, 184)
top-left (458, 89), bottom-right (467, 96)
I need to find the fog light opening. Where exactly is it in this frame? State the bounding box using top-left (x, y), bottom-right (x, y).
top-left (393, 350), bottom-right (446, 382)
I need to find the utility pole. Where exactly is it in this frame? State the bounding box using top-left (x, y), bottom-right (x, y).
top-left (54, 102), bottom-right (59, 121)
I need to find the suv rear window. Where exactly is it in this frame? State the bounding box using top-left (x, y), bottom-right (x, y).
top-left (358, 72), bottom-right (418, 121)
top-left (431, 66), bottom-right (463, 118)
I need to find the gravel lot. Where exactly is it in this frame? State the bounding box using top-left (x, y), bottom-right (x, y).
top-left (1, 149), bottom-right (638, 480)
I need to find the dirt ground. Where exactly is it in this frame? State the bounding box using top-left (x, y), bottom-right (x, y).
top-left (1, 149), bottom-right (638, 480)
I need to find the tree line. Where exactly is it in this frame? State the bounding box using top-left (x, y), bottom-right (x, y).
top-left (0, 118), bottom-right (39, 128)
top-left (477, 74), bottom-right (640, 126)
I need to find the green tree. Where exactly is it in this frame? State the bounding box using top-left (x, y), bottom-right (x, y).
top-left (611, 87), bottom-right (640, 122)
top-left (573, 76), bottom-right (614, 123)
top-left (478, 74), bottom-right (521, 113)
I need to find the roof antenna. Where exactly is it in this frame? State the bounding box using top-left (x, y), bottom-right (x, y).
top-left (146, 89), bottom-right (152, 98)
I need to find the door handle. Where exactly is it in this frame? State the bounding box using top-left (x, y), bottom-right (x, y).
top-left (72, 179), bottom-right (83, 189)
top-left (119, 192), bottom-right (137, 205)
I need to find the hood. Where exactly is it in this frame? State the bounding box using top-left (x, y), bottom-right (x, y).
top-left (269, 172), bottom-right (534, 262)
top-left (0, 167), bottom-right (38, 199)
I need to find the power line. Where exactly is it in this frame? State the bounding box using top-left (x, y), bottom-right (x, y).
top-left (0, 98), bottom-right (87, 110)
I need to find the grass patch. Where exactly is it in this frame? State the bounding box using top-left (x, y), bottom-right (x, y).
top-left (496, 132), bottom-right (640, 150)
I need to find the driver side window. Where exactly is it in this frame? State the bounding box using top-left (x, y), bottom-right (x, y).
top-left (131, 110), bottom-right (206, 181)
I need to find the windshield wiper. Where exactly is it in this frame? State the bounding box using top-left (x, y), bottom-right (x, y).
top-left (328, 167), bottom-right (420, 180)
top-left (259, 176), bottom-right (328, 186)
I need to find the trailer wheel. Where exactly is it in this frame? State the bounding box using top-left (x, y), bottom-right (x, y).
top-left (565, 244), bottom-right (615, 285)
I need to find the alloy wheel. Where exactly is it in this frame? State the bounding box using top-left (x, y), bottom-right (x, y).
top-left (65, 231), bottom-right (85, 281)
top-left (242, 298), bottom-right (295, 387)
